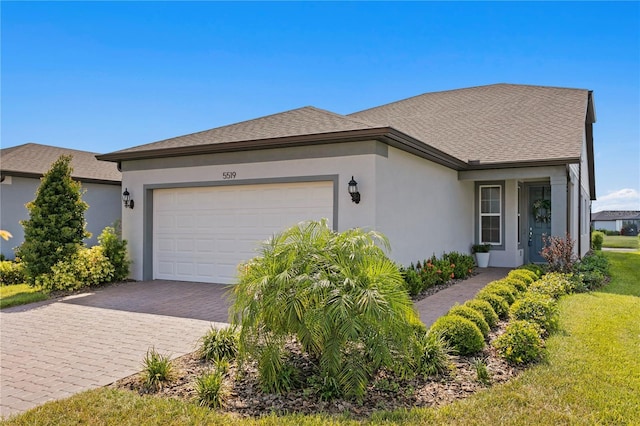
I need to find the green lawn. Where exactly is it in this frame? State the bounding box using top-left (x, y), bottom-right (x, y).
top-left (0, 284), bottom-right (48, 309)
top-left (3, 252), bottom-right (639, 425)
top-left (602, 235), bottom-right (639, 249)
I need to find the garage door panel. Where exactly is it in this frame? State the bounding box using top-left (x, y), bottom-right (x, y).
top-left (154, 181), bottom-right (333, 284)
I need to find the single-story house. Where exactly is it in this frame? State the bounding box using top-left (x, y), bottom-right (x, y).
top-left (97, 83), bottom-right (596, 284)
top-left (591, 210), bottom-right (640, 235)
top-left (0, 143), bottom-right (122, 259)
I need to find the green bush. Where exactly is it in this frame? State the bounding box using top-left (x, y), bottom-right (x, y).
top-left (98, 226), bottom-right (130, 281)
top-left (576, 270), bottom-right (606, 291)
top-left (404, 331), bottom-right (451, 379)
top-left (429, 315), bottom-right (485, 356)
top-left (509, 292), bottom-right (559, 334)
top-left (517, 263), bottom-right (545, 278)
top-left (401, 267), bottom-right (423, 296)
top-left (493, 320), bottom-right (545, 364)
top-left (541, 234), bottom-right (578, 273)
top-left (35, 246), bottom-right (115, 292)
top-left (442, 252), bottom-right (476, 279)
top-left (231, 220), bottom-right (419, 399)
top-left (448, 305), bottom-right (490, 338)
top-left (142, 348), bottom-right (174, 390)
top-left (477, 282), bottom-right (517, 305)
top-left (464, 299), bottom-right (499, 329)
top-left (576, 251), bottom-right (610, 275)
top-left (507, 269), bottom-right (537, 286)
top-left (16, 155), bottom-right (89, 284)
top-left (591, 231), bottom-right (605, 251)
top-left (528, 272), bottom-right (574, 299)
top-left (195, 367), bottom-right (227, 408)
top-left (0, 261), bottom-right (26, 285)
top-left (199, 326), bottom-right (239, 362)
top-left (475, 293), bottom-right (509, 319)
top-left (497, 277), bottom-right (528, 294)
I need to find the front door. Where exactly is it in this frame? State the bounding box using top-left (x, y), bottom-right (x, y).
top-left (527, 185), bottom-right (551, 263)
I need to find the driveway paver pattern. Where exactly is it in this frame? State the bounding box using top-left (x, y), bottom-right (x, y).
top-left (0, 280), bottom-right (232, 418)
top-left (0, 269), bottom-right (510, 418)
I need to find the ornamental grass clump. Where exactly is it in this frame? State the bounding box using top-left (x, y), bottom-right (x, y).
top-left (195, 366), bottom-right (228, 408)
top-left (447, 305), bottom-right (490, 338)
top-left (230, 219), bottom-right (419, 400)
top-left (142, 348), bottom-right (174, 390)
top-left (199, 326), bottom-right (239, 363)
top-left (429, 314), bottom-right (485, 356)
top-left (464, 299), bottom-right (499, 329)
top-left (406, 331), bottom-right (452, 378)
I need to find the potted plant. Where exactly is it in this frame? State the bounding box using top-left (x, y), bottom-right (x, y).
top-left (472, 243), bottom-right (491, 268)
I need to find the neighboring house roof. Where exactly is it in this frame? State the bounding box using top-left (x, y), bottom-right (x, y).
top-left (591, 211), bottom-right (640, 221)
top-left (1, 143), bottom-right (121, 184)
top-left (97, 84), bottom-right (596, 177)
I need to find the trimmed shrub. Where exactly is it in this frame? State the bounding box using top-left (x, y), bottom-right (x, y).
top-left (464, 299), bottom-right (499, 329)
top-left (199, 326), bottom-right (239, 362)
top-left (476, 293), bottom-right (509, 319)
top-left (507, 269), bottom-right (537, 286)
top-left (493, 320), bottom-right (545, 364)
top-left (576, 251), bottom-right (610, 276)
top-left (429, 315), bottom-right (485, 356)
top-left (591, 231), bottom-right (604, 251)
top-left (36, 246), bottom-right (115, 292)
top-left (509, 293), bottom-right (559, 334)
top-left (98, 226), bottom-right (130, 281)
top-left (448, 305), bottom-right (490, 338)
top-left (497, 277), bottom-right (528, 294)
top-left (478, 282), bottom-right (517, 305)
top-left (517, 264), bottom-right (545, 278)
top-left (529, 272), bottom-right (573, 299)
top-left (0, 261), bottom-right (26, 285)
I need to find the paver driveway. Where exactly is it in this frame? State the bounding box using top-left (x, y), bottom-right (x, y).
top-left (0, 280), bottom-right (232, 418)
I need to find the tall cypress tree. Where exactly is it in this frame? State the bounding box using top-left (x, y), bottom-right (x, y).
top-left (17, 155), bottom-right (89, 284)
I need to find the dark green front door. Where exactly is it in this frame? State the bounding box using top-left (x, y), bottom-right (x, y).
top-left (527, 185), bottom-right (551, 263)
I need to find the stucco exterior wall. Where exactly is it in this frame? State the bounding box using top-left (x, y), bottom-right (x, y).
top-left (0, 176), bottom-right (121, 259)
top-left (119, 144), bottom-right (381, 281)
top-left (374, 147), bottom-right (474, 266)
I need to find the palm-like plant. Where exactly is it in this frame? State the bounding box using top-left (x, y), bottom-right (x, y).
top-left (230, 219), bottom-right (419, 399)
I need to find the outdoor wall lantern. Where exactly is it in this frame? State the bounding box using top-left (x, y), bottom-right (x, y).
top-left (348, 176), bottom-right (361, 204)
top-left (122, 188), bottom-right (134, 209)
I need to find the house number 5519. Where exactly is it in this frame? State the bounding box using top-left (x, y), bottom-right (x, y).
top-left (222, 172), bottom-right (236, 179)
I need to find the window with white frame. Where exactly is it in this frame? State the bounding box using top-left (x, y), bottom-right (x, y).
top-left (479, 185), bottom-right (502, 245)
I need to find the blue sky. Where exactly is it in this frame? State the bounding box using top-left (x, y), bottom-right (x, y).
top-left (2, 1), bottom-right (639, 212)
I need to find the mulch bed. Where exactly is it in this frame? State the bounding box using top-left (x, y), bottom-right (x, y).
top-left (111, 320), bottom-right (525, 420)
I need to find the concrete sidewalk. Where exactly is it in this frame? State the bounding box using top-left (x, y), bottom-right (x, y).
top-left (414, 267), bottom-right (512, 327)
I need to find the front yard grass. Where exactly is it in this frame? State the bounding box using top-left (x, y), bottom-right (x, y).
top-left (3, 252), bottom-right (639, 425)
top-left (0, 284), bottom-right (48, 309)
top-left (602, 234), bottom-right (639, 249)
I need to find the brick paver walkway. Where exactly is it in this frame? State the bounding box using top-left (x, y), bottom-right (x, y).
top-left (0, 269), bottom-right (510, 419)
top-left (414, 267), bottom-right (512, 327)
top-left (0, 281), bottom-right (232, 419)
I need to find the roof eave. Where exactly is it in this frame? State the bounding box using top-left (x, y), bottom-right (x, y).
top-left (465, 157), bottom-right (582, 170)
top-left (0, 170), bottom-right (121, 185)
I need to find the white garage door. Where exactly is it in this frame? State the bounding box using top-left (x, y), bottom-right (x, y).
top-left (153, 181), bottom-right (334, 284)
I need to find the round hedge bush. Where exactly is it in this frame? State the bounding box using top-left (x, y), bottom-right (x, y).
top-left (448, 305), bottom-right (490, 338)
top-left (509, 292), bottom-right (559, 334)
top-left (493, 320), bottom-right (545, 364)
top-left (508, 269), bottom-right (537, 286)
top-left (476, 293), bottom-right (509, 319)
top-left (429, 315), bottom-right (485, 356)
top-left (464, 299), bottom-right (499, 329)
top-left (517, 264), bottom-right (544, 279)
top-left (528, 272), bottom-right (573, 299)
top-left (499, 277), bottom-right (528, 294)
top-left (478, 282), bottom-right (517, 306)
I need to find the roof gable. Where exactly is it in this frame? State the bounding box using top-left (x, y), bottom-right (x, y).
top-left (1, 143), bottom-right (121, 183)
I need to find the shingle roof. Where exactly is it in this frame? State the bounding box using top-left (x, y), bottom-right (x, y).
top-left (591, 211), bottom-right (640, 221)
top-left (1, 143), bottom-right (121, 183)
top-left (101, 106), bottom-right (381, 156)
top-left (98, 84), bottom-right (593, 169)
top-left (349, 84), bottom-right (591, 165)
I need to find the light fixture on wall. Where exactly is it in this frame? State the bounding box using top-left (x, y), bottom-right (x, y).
top-left (122, 188), bottom-right (134, 209)
top-left (348, 176), bottom-right (361, 204)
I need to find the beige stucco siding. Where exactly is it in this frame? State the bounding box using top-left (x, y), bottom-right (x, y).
top-left (374, 147), bottom-right (474, 266)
